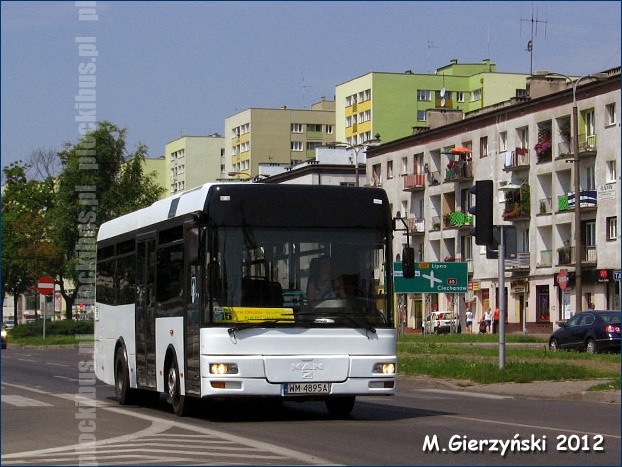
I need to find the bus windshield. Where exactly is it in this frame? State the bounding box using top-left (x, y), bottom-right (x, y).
top-left (203, 226), bottom-right (391, 329)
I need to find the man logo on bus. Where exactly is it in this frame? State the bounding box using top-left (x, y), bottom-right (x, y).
top-left (291, 362), bottom-right (324, 372)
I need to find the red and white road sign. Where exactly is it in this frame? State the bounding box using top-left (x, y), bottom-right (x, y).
top-left (37, 276), bottom-right (55, 295)
top-left (557, 269), bottom-right (568, 290)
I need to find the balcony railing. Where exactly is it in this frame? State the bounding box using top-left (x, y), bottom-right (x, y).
top-left (557, 247), bottom-right (574, 265)
top-left (578, 134), bottom-right (596, 153)
top-left (558, 190), bottom-right (597, 211)
top-left (407, 217), bottom-right (425, 233)
top-left (585, 246), bottom-right (597, 263)
top-left (444, 161), bottom-right (473, 181)
top-left (539, 249), bottom-right (553, 267)
top-left (506, 252), bottom-right (530, 270)
top-left (538, 197), bottom-right (552, 215)
top-left (503, 148), bottom-right (530, 169)
top-left (403, 173), bottom-right (426, 191)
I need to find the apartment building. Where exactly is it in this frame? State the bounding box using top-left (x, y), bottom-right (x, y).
top-left (335, 59), bottom-right (530, 146)
top-left (224, 98), bottom-right (335, 179)
top-left (366, 68), bottom-right (621, 332)
top-left (165, 134), bottom-right (225, 194)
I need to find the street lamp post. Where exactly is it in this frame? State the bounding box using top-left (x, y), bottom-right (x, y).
top-left (534, 71), bottom-right (607, 314)
top-left (330, 135), bottom-right (381, 187)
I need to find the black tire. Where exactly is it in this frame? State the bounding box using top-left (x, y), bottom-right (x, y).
top-left (325, 396), bottom-right (355, 418)
top-left (114, 347), bottom-right (135, 405)
top-left (549, 338), bottom-right (559, 351)
top-left (586, 338), bottom-right (597, 354)
top-left (166, 354), bottom-right (192, 416)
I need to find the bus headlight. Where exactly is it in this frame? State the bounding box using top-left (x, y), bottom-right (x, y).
top-left (210, 363), bottom-right (238, 375)
top-left (373, 362), bottom-right (396, 375)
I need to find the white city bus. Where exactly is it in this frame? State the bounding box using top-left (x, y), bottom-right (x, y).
top-left (95, 183), bottom-right (398, 417)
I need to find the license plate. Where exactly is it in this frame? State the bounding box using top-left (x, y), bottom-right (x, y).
top-left (284, 382), bottom-right (331, 395)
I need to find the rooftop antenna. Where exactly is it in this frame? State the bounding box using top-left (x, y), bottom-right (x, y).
top-left (427, 34), bottom-right (441, 74)
top-left (520, 1), bottom-right (548, 74)
top-left (301, 74), bottom-right (312, 108)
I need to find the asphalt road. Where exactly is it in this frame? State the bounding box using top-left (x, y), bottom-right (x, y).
top-left (2, 346), bottom-right (620, 466)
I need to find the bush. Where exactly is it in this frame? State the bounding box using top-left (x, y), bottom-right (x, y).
top-left (10, 319), bottom-right (93, 338)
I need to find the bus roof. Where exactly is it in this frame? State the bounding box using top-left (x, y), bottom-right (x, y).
top-left (97, 183), bottom-right (392, 242)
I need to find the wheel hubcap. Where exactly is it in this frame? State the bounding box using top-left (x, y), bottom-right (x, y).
top-left (168, 367), bottom-right (177, 400)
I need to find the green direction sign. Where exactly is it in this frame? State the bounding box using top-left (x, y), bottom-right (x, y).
top-left (394, 261), bottom-right (468, 293)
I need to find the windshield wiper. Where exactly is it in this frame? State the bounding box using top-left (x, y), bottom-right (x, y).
top-left (227, 318), bottom-right (295, 335)
top-left (295, 312), bottom-right (376, 334)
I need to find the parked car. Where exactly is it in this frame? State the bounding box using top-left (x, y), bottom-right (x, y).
top-left (549, 310), bottom-right (621, 353)
top-left (1, 326), bottom-right (7, 349)
top-left (4, 319), bottom-right (15, 330)
top-left (423, 311), bottom-right (460, 334)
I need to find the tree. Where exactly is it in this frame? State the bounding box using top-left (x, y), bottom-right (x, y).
top-left (1, 161), bottom-right (61, 325)
top-left (53, 121), bottom-right (165, 318)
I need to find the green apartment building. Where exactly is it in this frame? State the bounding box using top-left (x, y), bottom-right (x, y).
top-left (335, 59), bottom-right (530, 146)
top-left (224, 98), bottom-right (335, 178)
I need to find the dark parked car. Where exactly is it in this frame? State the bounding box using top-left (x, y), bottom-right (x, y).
top-left (549, 310), bottom-right (621, 353)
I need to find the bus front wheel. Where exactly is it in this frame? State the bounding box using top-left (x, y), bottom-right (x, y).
top-left (114, 347), bottom-right (134, 405)
top-left (166, 355), bottom-right (191, 416)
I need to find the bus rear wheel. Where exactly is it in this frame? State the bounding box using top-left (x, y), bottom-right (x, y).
top-left (166, 355), bottom-right (192, 416)
top-left (325, 396), bottom-right (355, 418)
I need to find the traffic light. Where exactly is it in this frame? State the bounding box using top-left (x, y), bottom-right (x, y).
top-left (468, 180), bottom-right (494, 245)
top-left (485, 226), bottom-right (518, 259)
top-left (402, 247), bottom-right (415, 278)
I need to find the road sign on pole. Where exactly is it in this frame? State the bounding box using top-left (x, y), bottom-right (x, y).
top-left (37, 276), bottom-right (55, 296)
top-left (557, 269), bottom-right (568, 290)
top-left (394, 262), bottom-right (468, 293)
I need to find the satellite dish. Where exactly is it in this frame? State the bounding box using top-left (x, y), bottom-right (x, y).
top-left (440, 87), bottom-right (446, 97)
top-left (440, 98), bottom-right (446, 107)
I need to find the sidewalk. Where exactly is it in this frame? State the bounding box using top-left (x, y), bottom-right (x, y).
top-left (400, 375), bottom-right (621, 404)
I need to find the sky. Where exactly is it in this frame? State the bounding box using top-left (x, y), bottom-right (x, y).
top-left (1, 1), bottom-right (620, 176)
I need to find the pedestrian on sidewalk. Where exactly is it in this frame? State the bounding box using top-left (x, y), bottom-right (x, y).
top-left (493, 307), bottom-right (500, 334)
top-left (484, 308), bottom-right (492, 334)
top-left (465, 309), bottom-right (473, 333)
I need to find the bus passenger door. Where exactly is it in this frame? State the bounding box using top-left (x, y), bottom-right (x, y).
top-left (185, 227), bottom-right (202, 396)
top-left (136, 237), bottom-right (157, 389)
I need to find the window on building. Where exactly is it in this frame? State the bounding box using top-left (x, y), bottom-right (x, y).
top-left (584, 109), bottom-right (596, 136)
top-left (307, 124), bottom-right (322, 132)
top-left (401, 157), bottom-right (408, 176)
top-left (479, 136), bottom-right (488, 158)
top-left (606, 103), bottom-right (617, 126)
top-left (607, 160), bottom-right (617, 182)
top-left (499, 131), bottom-right (508, 152)
top-left (291, 141), bottom-right (303, 151)
top-left (325, 124), bottom-right (333, 134)
top-left (586, 165), bottom-right (596, 190)
top-left (417, 110), bottom-right (426, 122)
top-left (417, 90), bottom-right (432, 101)
top-left (306, 142), bottom-right (321, 151)
top-left (346, 116), bottom-right (353, 127)
top-left (516, 89), bottom-right (527, 98)
top-left (606, 217), bottom-right (618, 240)
top-left (470, 89), bottom-right (482, 102)
top-left (517, 127), bottom-right (529, 149)
top-left (363, 89), bottom-right (371, 101)
top-left (291, 123), bottom-right (303, 133)
top-left (387, 160), bottom-right (393, 179)
top-left (456, 91), bottom-right (465, 103)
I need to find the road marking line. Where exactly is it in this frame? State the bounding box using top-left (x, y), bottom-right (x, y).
top-left (2, 394), bottom-right (53, 407)
top-left (418, 388), bottom-right (512, 400)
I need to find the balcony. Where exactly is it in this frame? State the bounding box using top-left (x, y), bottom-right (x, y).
top-left (506, 252), bottom-right (530, 270)
top-left (537, 197), bottom-right (552, 215)
top-left (443, 211), bottom-right (473, 228)
top-left (557, 247), bottom-right (574, 266)
top-left (403, 173), bottom-right (426, 191)
top-left (444, 161), bottom-right (473, 182)
top-left (558, 190), bottom-right (598, 211)
top-left (503, 148), bottom-right (530, 170)
top-left (407, 217), bottom-right (425, 234)
top-left (585, 246), bottom-right (597, 263)
top-left (539, 249), bottom-right (553, 267)
top-left (578, 134), bottom-right (597, 154)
